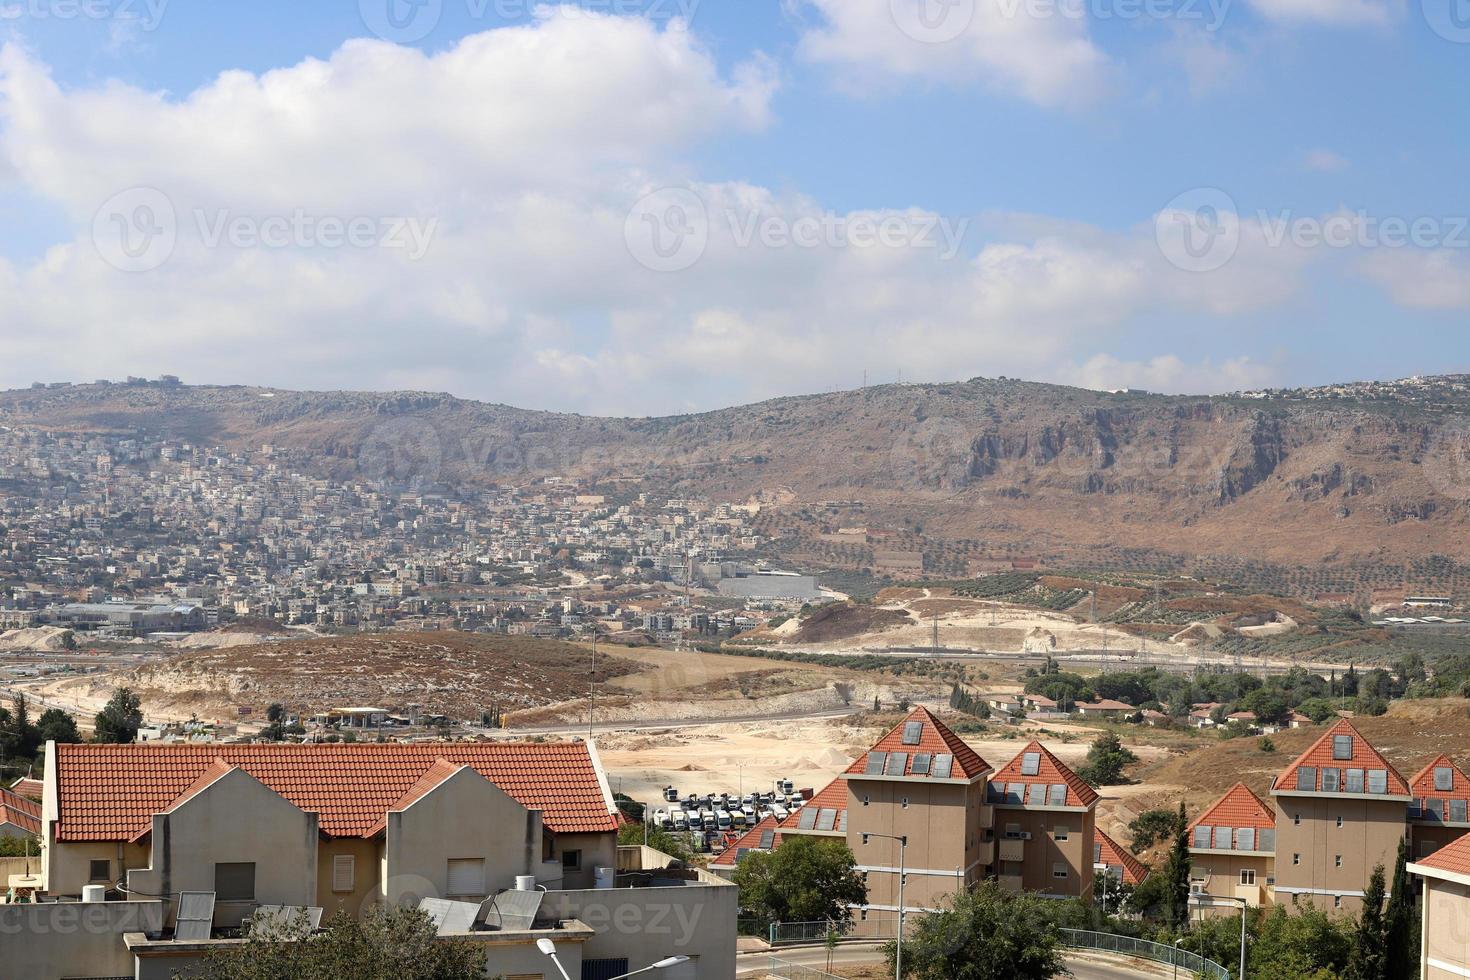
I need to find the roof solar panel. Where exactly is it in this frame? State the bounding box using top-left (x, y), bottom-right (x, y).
top-left (885, 752), bottom-right (908, 777)
top-left (902, 721), bottom-right (923, 745)
top-left (1048, 784), bottom-right (1067, 806)
top-left (174, 891), bottom-right (216, 942)
top-left (798, 807), bottom-right (817, 830)
top-left (482, 890), bottom-right (543, 932)
top-left (932, 754), bottom-right (953, 779)
top-left (865, 752), bottom-right (887, 776)
top-left (420, 898), bottom-right (482, 935)
top-left (837, 811), bottom-right (847, 832)
top-left (250, 906), bottom-right (323, 937)
top-left (816, 808), bottom-right (837, 831)
top-left (912, 753), bottom-right (931, 775)
top-left (759, 829), bottom-right (775, 849)
top-left (1021, 752), bottom-right (1041, 776)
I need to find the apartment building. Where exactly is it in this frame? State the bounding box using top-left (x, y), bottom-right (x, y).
top-left (1408, 831), bottom-right (1470, 980)
top-left (1188, 782), bottom-right (1277, 910)
top-left (1093, 828), bottom-right (1148, 889)
top-left (15, 739), bottom-right (735, 980)
top-left (1271, 719), bottom-right (1410, 913)
top-left (987, 742), bottom-right (1098, 900)
top-left (1408, 754), bottom-right (1470, 860)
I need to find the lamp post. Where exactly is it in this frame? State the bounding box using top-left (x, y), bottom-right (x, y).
top-left (862, 832), bottom-right (908, 980)
top-left (536, 939), bottom-right (689, 980)
top-left (1189, 894), bottom-right (1248, 980)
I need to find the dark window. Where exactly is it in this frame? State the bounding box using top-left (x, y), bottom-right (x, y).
top-left (89, 859), bottom-right (111, 883)
top-left (562, 850), bottom-right (583, 870)
top-left (215, 863), bottom-right (256, 902)
top-left (582, 958), bottom-right (632, 980)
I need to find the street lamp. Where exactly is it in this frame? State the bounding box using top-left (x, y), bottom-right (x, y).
top-left (1189, 894), bottom-right (1248, 980)
top-left (862, 832), bottom-right (908, 980)
top-left (536, 939), bottom-right (689, 980)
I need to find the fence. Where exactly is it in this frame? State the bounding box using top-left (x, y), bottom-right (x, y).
top-left (762, 956), bottom-right (846, 980)
top-left (767, 919), bottom-right (898, 945)
top-left (1061, 929), bottom-right (1231, 980)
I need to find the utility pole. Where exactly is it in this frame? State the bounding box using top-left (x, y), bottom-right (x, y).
top-left (931, 611), bottom-right (940, 657)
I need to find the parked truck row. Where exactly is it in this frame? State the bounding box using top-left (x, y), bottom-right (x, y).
top-left (652, 778), bottom-right (810, 832)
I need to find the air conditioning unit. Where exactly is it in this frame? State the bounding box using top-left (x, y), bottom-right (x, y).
top-left (1019, 832), bottom-right (1033, 841)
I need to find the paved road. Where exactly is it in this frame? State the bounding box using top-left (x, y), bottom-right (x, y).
top-left (738, 944), bottom-right (1176, 978)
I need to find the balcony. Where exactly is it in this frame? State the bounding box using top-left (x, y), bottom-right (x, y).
top-left (1234, 882), bottom-right (1265, 906)
top-left (975, 840), bottom-right (995, 866)
top-left (999, 838), bottom-right (1027, 863)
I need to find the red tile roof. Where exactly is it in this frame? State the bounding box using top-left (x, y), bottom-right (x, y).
top-left (1271, 719), bottom-right (1410, 796)
top-left (0, 790), bottom-right (41, 836)
top-left (1094, 828), bottom-right (1148, 886)
top-left (1189, 782), bottom-right (1276, 837)
top-left (52, 742), bottom-right (618, 842)
top-left (710, 815), bottom-right (783, 869)
top-left (8, 777), bottom-right (42, 801)
top-left (1409, 755), bottom-right (1470, 804)
top-left (1412, 830), bottom-right (1470, 879)
top-left (842, 707), bottom-right (990, 781)
top-left (777, 778), bottom-right (849, 836)
top-left (989, 741), bottom-right (1099, 809)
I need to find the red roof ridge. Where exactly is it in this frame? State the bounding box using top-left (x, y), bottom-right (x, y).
top-left (0, 787), bottom-right (40, 819)
top-left (991, 741), bottom-right (1099, 808)
top-left (1271, 718), bottom-right (1409, 795)
top-left (1189, 782), bottom-right (1276, 832)
top-left (711, 814), bottom-right (782, 868)
top-left (1094, 827), bottom-right (1149, 885)
top-left (843, 706), bottom-right (990, 780)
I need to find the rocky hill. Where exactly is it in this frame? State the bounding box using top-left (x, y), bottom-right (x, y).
top-left (5, 375), bottom-right (1470, 573)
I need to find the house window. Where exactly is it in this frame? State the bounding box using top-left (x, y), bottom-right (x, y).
top-left (1293, 814), bottom-right (1301, 826)
top-left (1293, 854), bottom-right (1301, 866)
top-left (1335, 855), bottom-right (1343, 868)
top-left (215, 863), bottom-right (256, 902)
top-left (447, 858), bottom-right (486, 897)
top-left (1336, 816), bottom-right (1344, 829)
top-left (332, 855), bottom-right (356, 893)
top-left (1055, 825), bottom-right (1069, 841)
top-left (1005, 823), bottom-right (1023, 839)
top-left (562, 850), bottom-right (583, 871)
top-left (863, 795), bottom-right (870, 807)
top-left (902, 797), bottom-right (910, 809)
top-left (1240, 869), bottom-right (1256, 886)
top-left (1052, 863), bottom-right (1069, 879)
top-left (89, 859), bottom-right (111, 883)
top-left (1334, 896), bottom-right (1343, 909)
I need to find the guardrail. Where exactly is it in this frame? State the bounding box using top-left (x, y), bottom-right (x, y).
top-left (762, 956), bottom-right (847, 979)
top-left (1061, 929), bottom-right (1231, 979)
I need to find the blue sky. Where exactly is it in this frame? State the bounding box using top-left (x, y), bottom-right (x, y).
top-left (1, 0), bottom-right (1467, 414)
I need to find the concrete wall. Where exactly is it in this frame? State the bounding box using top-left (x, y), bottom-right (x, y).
top-left (1189, 851), bottom-right (1275, 908)
top-left (125, 768), bottom-right (319, 927)
top-left (845, 777), bottom-right (979, 915)
top-left (383, 766), bottom-right (541, 906)
top-left (317, 837), bottom-right (383, 919)
top-left (45, 840), bottom-right (153, 898)
top-left (544, 830), bottom-right (619, 891)
top-left (1423, 877), bottom-right (1470, 980)
top-left (1273, 795), bottom-right (1407, 913)
top-left (993, 806), bottom-right (1096, 899)
top-left (544, 883), bottom-right (738, 980)
top-left (0, 899), bottom-right (163, 980)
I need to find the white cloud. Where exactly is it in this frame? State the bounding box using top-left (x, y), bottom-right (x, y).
top-left (1244, 0), bottom-right (1402, 26)
top-left (794, 0), bottom-right (1111, 108)
top-left (1062, 353), bottom-right (1277, 393)
top-left (1359, 250), bottom-right (1470, 310)
top-left (1301, 148), bottom-right (1351, 172)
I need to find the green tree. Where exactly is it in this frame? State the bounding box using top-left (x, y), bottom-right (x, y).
top-left (1296, 698), bottom-right (1338, 724)
top-left (37, 708), bottom-right (82, 744)
top-left (1345, 864), bottom-right (1388, 980)
top-left (195, 906), bottom-right (485, 980)
top-left (732, 835), bottom-right (867, 928)
top-left (1249, 905), bottom-right (1352, 980)
top-left (1162, 802), bottom-right (1192, 931)
top-left (889, 881), bottom-right (1066, 980)
top-left (1242, 689), bottom-right (1290, 726)
top-left (1129, 808), bottom-right (1179, 850)
top-left (1384, 837), bottom-right (1418, 980)
top-left (1077, 732), bottom-right (1138, 786)
top-left (617, 822), bottom-right (695, 863)
top-left (266, 703), bottom-right (286, 723)
top-left (93, 688), bottom-right (143, 744)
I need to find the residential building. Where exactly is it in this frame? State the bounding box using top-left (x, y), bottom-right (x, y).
top-left (16, 739), bottom-right (734, 980)
top-left (1409, 755), bottom-right (1470, 860)
top-left (1408, 831), bottom-right (1470, 980)
top-left (1073, 700), bottom-right (1135, 720)
top-left (1188, 782), bottom-right (1277, 910)
top-left (1093, 828), bottom-right (1148, 888)
top-left (1270, 719), bottom-right (1410, 913)
top-left (986, 742), bottom-right (1098, 900)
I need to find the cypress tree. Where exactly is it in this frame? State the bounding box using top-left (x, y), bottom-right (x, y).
top-left (1163, 801), bottom-right (1192, 931)
top-left (1346, 864), bottom-right (1388, 980)
top-left (1384, 837), bottom-right (1418, 980)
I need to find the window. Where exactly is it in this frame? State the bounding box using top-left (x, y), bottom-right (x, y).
top-left (1293, 814), bottom-right (1301, 826)
top-left (1336, 816), bottom-right (1344, 828)
top-left (448, 858), bottom-right (487, 896)
top-left (1297, 767), bottom-right (1317, 791)
top-left (215, 862), bottom-right (256, 902)
top-left (1334, 896), bottom-right (1343, 909)
top-left (1021, 752), bottom-right (1042, 776)
top-left (863, 795), bottom-right (870, 807)
top-left (332, 855), bottom-right (355, 893)
top-left (1335, 855), bottom-right (1343, 868)
top-left (1005, 823), bottom-right (1023, 839)
top-left (1055, 825), bottom-right (1069, 841)
top-left (1052, 863), bottom-right (1069, 879)
top-left (1240, 869), bottom-right (1256, 886)
top-left (89, 859), bottom-right (111, 883)
top-left (902, 721), bottom-right (923, 745)
top-left (1293, 853), bottom-right (1301, 866)
top-left (1436, 767), bottom-right (1455, 792)
top-left (901, 797), bottom-right (910, 809)
top-left (1333, 735), bottom-right (1353, 760)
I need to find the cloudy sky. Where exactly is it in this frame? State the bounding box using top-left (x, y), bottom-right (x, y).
top-left (1, 0), bottom-right (1467, 416)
